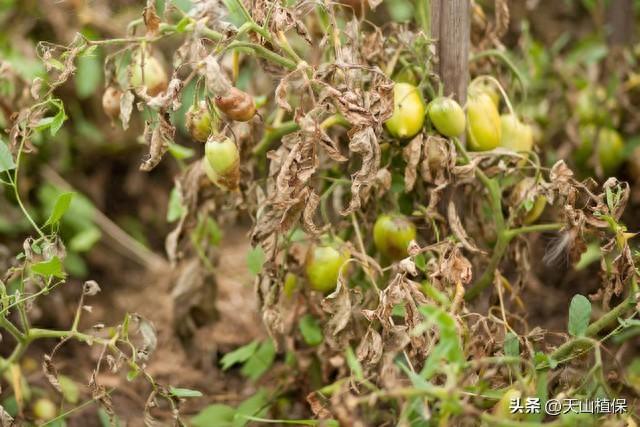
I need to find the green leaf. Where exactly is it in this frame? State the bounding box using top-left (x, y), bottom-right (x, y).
top-left (205, 218), bottom-right (222, 246)
top-left (167, 186), bottom-right (185, 222)
top-left (504, 332), bottom-right (519, 358)
top-left (50, 107), bottom-right (66, 136)
top-left (168, 142), bottom-right (195, 160)
top-left (417, 305), bottom-right (463, 379)
top-left (69, 227), bottom-right (101, 252)
top-left (298, 314), bottom-right (323, 346)
top-left (241, 339), bottom-right (276, 381)
top-left (233, 389), bottom-right (269, 427)
top-left (223, 0), bottom-right (251, 26)
top-left (75, 50), bottom-right (102, 98)
top-left (31, 256), bottom-right (65, 279)
top-left (568, 294), bottom-right (591, 336)
top-left (345, 346), bottom-right (363, 381)
top-left (44, 192), bottom-right (74, 227)
top-left (192, 404), bottom-right (236, 427)
top-left (58, 375), bottom-right (79, 404)
top-left (414, 253), bottom-right (427, 272)
top-left (247, 246), bottom-right (265, 276)
top-left (220, 340), bottom-right (259, 371)
top-left (98, 408), bottom-right (122, 427)
top-left (0, 139), bottom-right (16, 172)
top-left (169, 387), bottom-right (203, 398)
top-left (34, 116), bottom-right (55, 131)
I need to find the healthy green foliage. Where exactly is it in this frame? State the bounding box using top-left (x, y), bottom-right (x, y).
top-left (568, 294), bottom-right (592, 337)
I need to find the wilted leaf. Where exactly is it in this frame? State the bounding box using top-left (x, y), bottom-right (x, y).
top-left (31, 256), bottom-right (65, 279)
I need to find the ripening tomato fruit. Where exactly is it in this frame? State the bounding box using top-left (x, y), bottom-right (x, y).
top-left (493, 388), bottom-right (522, 419)
top-left (576, 88), bottom-right (609, 125)
top-left (373, 214), bottom-right (417, 260)
top-left (428, 97), bottom-right (466, 138)
top-left (305, 242), bottom-right (351, 293)
top-left (385, 82), bottom-right (426, 140)
top-left (215, 87), bottom-right (256, 122)
top-left (32, 398), bottom-right (57, 421)
top-left (577, 125), bottom-right (625, 176)
top-left (393, 67), bottom-right (419, 86)
top-left (129, 49), bottom-right (168, 96)
top-left (499, 114), bottom-right (534, 153)
top-left (512, 178), bottom-right (546, 225)
top-left (475, 81), bottom-right (500, 108)
top-left (466, 90), bottom-right (501, 151)
top-left (102, 86), bottom-right (122, 120)
top-left (203, 137), bottom-right (240, 191)
top-left (186, 101), bottom-right (217, 143)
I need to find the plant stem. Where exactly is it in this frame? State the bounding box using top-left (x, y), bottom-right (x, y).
top-left (253, 120), bottom-right (299, 156)
top-left (224, 41), bottom-right (297, 70)
top-left (541, 292), bottom-right (638, 368)
top-left (9, 135), bottom-right (45, 239)
top-left (253, 114), bottom-right (350, 157)
top-left (470, 50), bottom-right (527, 98)
top-left (465, 233), bottom-right (510, 301)
top-left (506, 222), bottom-right (563, 238)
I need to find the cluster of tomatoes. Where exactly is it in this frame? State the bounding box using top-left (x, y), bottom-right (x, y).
top-left (306, 78), bottom-right (540, 294)
top-left (101, 48), bottom-right (256, 191)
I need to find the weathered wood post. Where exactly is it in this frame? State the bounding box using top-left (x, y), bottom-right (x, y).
top-left (606, 0), bottom-right (634, 47)
top-left (430, 0), bottom-right (471, 106)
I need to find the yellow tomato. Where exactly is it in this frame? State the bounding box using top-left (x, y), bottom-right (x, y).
top-left (466, 90), bottom-right (501, 151)
top-left (385, 83), bottom-right (426, 139)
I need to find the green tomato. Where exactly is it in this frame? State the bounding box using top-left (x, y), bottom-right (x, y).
top-left (385, 82), bottom-right (426, 139)
top-left (393, 66), bottom-right (419, 86)
top-left (186, 101), bottom-right (217, 143)
top-left (428, 97), bottom-right (466, 138)
top-left (576, 88), bottom-right (609, 125)
top-left (305, 242), bottom-right (351, 293)
top-left (500, 114), bottom-right (534, 153)
top-left (129, 49), bottom-right (168, 96)
top-left (577, 125), bottom-right (625, 176)
top-left (466, 90), bottom-right (501, 151)
top-left (32, 398), bottom-right (56, 421)
top-left (204, 137), bottom-right (240, 190)
top-left (493, 388), bottom-right (522, 419)
top-left (373, 214), bottom-right (417, 260)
